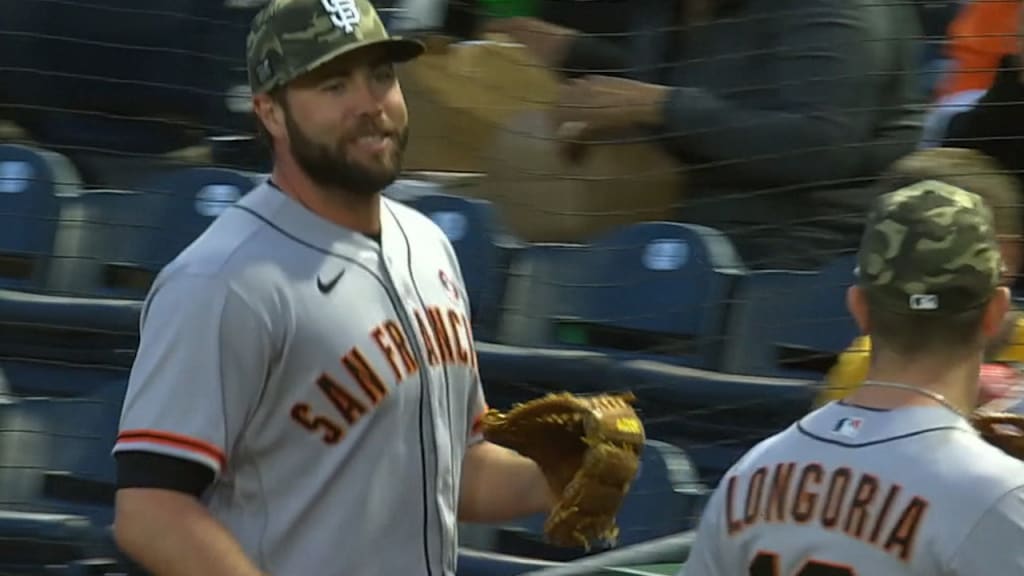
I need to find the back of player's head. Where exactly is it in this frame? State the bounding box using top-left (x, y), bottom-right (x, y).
top-left (855, 179), bottom-right (1009, 357)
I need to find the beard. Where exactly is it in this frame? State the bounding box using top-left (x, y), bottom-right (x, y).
top-left (284, 109), bottom-right (408, 198)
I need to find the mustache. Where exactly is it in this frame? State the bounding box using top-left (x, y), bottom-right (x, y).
top-left (350, 121), bottom-right (399, 140)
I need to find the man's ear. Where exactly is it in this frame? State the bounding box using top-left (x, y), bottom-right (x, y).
top-left (847, 285), bottom-right (870, 335)
top-left (253, 91), bottom-right (287, 142)
top-left (981, 286), bottom-right (1012, 339)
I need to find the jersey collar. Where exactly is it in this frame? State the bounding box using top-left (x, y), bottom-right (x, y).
top-left (798, 401), bottom-right (977, 446)
top-left (235, 180), bottom-right (390, 257)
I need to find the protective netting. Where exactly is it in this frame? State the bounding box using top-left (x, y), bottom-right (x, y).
top-left (0, 0), bottom-right (1021, 574)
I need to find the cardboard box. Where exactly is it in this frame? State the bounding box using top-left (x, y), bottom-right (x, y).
top-left (398, 39), bottom-right (686, 242)
top-left (466, 109), bottom-right (685, 242)
top-left (399, 38), bottom-right (557, 173)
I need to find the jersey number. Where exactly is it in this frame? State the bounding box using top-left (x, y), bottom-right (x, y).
top-left (749, 551), bottom-right (856, 576)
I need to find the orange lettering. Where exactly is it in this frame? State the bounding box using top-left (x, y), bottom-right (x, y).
top-left (371, 325), bottom-right (402, 382)
top-left (447, 309), bottom-right (470, 365)
top-left (427, 307), bottom-right (455, 364)
top-left (317, 373), bottom-right (368, 424)
top-left (384, 320), bottom-right (419, 375)
top-left (290, 403), bottom-right (343, 444)
top-left (342, 348), bottom-right (388, 404)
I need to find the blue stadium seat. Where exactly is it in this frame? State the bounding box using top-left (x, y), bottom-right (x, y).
top-left (0, 511), bottom-right (109, 573)
top-left (497, 243), bottom-right (591, 347)
top-left (499, 439), bottom-right (708, 561)
top-left (47, 189), bottom-right (163, 299)
top-left (135, 166), bottom-right (258, 262)
top-left (722, 254), bottom-right (859, 378)
top-left (405, 193), bottom-right (523, 341)
top-left (474, 342), bottom-right (619, 409)
top-left (612, 359), bottom-right (817, 484)
top-left (0, 145), bottom-right (82, 291)
top-left (0, 384), bottom-right (124, 526)
top-left (502, 223), bottom-right (745, 369)
top-left (0, 289), bottom-right (141, 383)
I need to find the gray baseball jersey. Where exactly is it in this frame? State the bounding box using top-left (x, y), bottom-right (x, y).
top-left (684, 401), bottom-right (1024, 576)
top-left (113, 181), bottom-right (486, 576)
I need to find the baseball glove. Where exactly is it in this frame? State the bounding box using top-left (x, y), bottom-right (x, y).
top-left (971, 411), bottom-right (1024, 458)
top-left (479, 391), bottom-right (645, 550)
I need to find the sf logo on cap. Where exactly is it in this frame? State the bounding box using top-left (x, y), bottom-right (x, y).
top-left (321, 0), bottom-right (360, 34)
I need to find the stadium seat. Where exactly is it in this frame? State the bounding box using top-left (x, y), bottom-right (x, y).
top-left (721, 254), bottom-right (859, 378)
top-left (498, 439), bottom-right (709, 562)
top-left (501, 222), bottom-right (745, 369)
top-left (474, 342), bottom-right (619, 409)
top-left (611, 359), bottom-right (817, 484)
top-left (0, 378), bottom-right (126, 525)
top-left (497, 243), bottom-right (591, 347)
top-left (0, 511), bottom-right (109, 573)
top-left (46, 189), bottom-right (164, 299)
top-left (134, 166), bottom-right (259, 262)
top-left (0, 289), bottom-right (141, 382)
top-left (0, 144), bottom-right (82, 291)
top-left (405, 193), bottom-right (523, 341)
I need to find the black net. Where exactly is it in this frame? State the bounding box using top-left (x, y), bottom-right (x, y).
top-left (0, 0), bottom-right (1021, 574)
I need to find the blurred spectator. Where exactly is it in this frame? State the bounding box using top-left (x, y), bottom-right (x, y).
top-left (941, 6), bottom-right (1024, 193)
top-left (487, 0), bottom-right (925, 269)
top-left (920, 0), bottom-right (1020, 145)
top-left (816, 146), bottom-right (1024, 409)
top-left (937, 0), bottom-right (1020, 98)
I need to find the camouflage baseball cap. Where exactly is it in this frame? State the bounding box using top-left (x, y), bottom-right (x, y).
top-left (856, 179), bottom-right (1005, 315)
top-left (246, 0), bottom-right (425, 94)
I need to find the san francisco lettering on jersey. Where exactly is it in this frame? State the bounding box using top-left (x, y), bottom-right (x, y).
top-left (723, 462), bottom-right (929, 563)
top-left (290, 304), bottom-right (476, 443)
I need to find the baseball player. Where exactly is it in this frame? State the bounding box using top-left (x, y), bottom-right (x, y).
top-left (110, 2), bottom-right (554, 575)
top-left (818, 147), bottom-right (1024, 414)
top-left (683, 181), bottom-right (1024, 575)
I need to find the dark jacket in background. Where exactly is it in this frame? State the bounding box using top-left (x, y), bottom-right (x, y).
top-left (559, 0), bottom-right (925, 269)
top-left (943, 54), bottom-right (1024, 194)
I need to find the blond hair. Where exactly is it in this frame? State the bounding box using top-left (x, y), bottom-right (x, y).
top-left (884, 147), bottom-right (1022, 238)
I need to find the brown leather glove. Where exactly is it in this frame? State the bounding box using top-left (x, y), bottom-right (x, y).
top-left (971, 411), bottom-right (1024, 458)
top-left (480, 392), bottom-right (645, 549)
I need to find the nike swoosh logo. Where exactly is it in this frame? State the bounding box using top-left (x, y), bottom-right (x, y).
top-left (317, 269), bottom-right (345, 294)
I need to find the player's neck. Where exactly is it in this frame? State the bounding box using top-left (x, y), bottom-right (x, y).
top-left (270, 164), bottom-right (381, 236)
top-left (849, 353), bottom-right (981, 416)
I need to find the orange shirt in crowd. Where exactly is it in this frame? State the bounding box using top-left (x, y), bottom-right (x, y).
top-left (937, 0), bottom-right (1020, 98)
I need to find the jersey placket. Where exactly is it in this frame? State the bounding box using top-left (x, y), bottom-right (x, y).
top-left (378, 249), bottom-right (453, 576)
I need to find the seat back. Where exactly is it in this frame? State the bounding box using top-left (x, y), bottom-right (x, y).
top-left (496, 243), bottom-right (590, 346)
top-left (555, 222), bottom-right (744, 368)
top-left (0, 377), bottom-right (126, 521)
top-left (47, 189), bottom-right (163, 298)
top-left (723, 254), bottom-right (859, 377)
top-left (0, 145), bottom-right (82, 290)
top-left (406, 193), bottom-right (521, 341)
top-left (136, 166), bottom-right (257, 263)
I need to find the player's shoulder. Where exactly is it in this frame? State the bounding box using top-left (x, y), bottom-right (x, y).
top-left (383, 196), bottom-right (451, 244)
top-left (944, 428), bottom-right (1024, 493)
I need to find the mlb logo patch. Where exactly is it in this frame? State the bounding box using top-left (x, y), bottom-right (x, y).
top-left (833, 417), bottom-right (863, 438)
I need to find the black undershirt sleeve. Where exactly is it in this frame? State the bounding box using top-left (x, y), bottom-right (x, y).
top-left (116, 451), bottom-right (215, 499)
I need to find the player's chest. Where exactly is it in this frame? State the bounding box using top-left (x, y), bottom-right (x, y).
top-left (276, 250), bottom-right (477, 441)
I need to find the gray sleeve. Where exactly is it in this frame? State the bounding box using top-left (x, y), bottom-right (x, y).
top-left (112, 272), bottom-right (273, 477)
top-left (948, 486), bottom-right (1024, 574)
